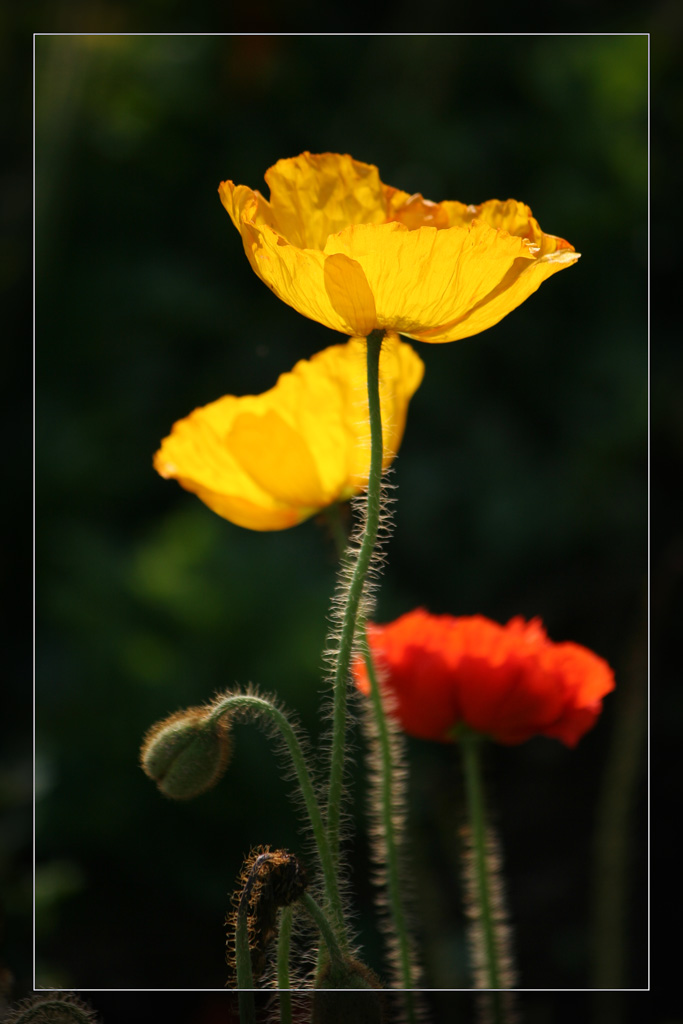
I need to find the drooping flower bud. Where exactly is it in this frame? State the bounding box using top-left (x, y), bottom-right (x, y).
top-left (140, 705), bottom-right (232, 800)
top-left (315, 954), bottom-right (383, 991)
top-left (313, 959), bottom-right (386, 1024)
top-left (227, 845), bottom-right (308, 982)
top-left (2, 993), bottom-right (99, 1023)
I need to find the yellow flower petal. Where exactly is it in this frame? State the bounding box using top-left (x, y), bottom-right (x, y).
top-left (154, 334), bottom-right (425, 531)
top-left (227, 409), bottom-right (326, 507)
top-left (323, 253), bottom-right (378, 337)
top-left (324, 219), bottom-right (536, 341)
top-left (219, 153), bottom-right (579, 343)
top-left (413, 246), bottom-right (579, 343)
top-left (263, 152), bottom-right (390, 248)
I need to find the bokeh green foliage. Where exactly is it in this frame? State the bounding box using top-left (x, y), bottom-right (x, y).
top-left (35, 34), bottom-right (647, 990)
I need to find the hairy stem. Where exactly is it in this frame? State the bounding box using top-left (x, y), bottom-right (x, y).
top-left (208, 693), bottom-right (344, 945)
top-left (300, 891), bottom-right (346, 977)
top-left (235, 886), bottom-right (256, 1021)
top-left (326, 329), bottom-right (384, 876)
top-left (277, 906), bottom-right (294, 1020)
top-left (362, 642), bottom-right (418, 1015)
top-left (459, 729), bottom-right (515, 1023)
top-left (460, 730), bottom-right (500, 987)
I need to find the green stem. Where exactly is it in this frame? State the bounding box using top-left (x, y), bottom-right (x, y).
top-left (208, 693), bottom-right (344, 945)
top-left (362, 642), bottom-right (417, 1014)
top-left (591, 591), bottom-right (646, 991)
top-left (235, 886), bottom-right (256, 1022)
top-left (300, 891), bottom-right (346, 976)
top-left (326, 329), bottom-right (384, 874)
top-left (459, 729), bottom-right (504, 999)
top-left (277, 906), bottom-right (294, 1021)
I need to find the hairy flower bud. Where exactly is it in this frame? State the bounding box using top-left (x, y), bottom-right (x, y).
top-left (313, 959), bottom-right (385, 1024)
top-left (315, 955), bottom-right (382, 991)
top-left (2, 993), bottom-right (99, 1023)
top-left (140, 705), bottom-right (232, 799)
top-left (227, 845), bottom-right (309, 982)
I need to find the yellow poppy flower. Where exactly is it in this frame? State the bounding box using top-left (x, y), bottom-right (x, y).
top-left (219, 152), bottom-right (579, 343)
top-left (153, 334), bottom-right (424, 531)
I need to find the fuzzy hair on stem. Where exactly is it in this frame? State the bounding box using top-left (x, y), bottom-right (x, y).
top-left (359, 648), bottom-right (426, 1017)
top-left (459, 820), bottom-right (517, 987)
top-left (277, 904), bottom-right (295, 999)
top-left (207, 687), bottom-right (340, 987)
top-left (210, 688), bottom-right (327, 882)
top-left (322, 330), bottom-right (386, 873)
top-left (317, 329), bottom-right (404, 973)
top-left (459, 817), bottom-right (518, 1024)
top-left (458, 730), bottom-right (517, 1003)
top-left (317, 476), bottom-right (397, 957)
top-left (319, 479), bottom-right (397, 778)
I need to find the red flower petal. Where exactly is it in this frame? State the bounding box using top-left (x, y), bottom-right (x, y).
top-left (354, 609), bottom-right (615, 747)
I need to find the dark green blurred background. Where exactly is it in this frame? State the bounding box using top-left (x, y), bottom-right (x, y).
top-left (32, 33), bottom-right (647, 995)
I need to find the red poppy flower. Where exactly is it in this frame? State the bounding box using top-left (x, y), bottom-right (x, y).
top-left (353, 609), bottom-right (615, 747)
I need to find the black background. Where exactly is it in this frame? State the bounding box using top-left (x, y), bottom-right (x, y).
top-left (1, 10), bottom-right (675, 1024)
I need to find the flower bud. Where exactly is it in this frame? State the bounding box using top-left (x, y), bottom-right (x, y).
top-left (140, 705), bottom-right (232, 800)
top-left (3, 993), bottom-right (98, 1023)
top-left (315, 954), bottom-right (383, 991)
top-left (313, 959), bottom-right (386, 1024)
